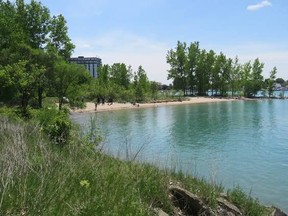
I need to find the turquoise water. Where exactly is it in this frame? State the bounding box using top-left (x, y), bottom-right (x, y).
top-left (71, 99), bottom-right (288, 211)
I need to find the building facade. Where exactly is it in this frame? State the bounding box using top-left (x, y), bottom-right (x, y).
top-left (69, 56), bottom-right (102, 78)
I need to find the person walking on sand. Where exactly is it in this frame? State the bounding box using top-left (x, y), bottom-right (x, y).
top-left (94, 100), bottom-right (97, 111)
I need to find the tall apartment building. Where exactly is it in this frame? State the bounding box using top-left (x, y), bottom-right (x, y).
top-left (69, 56), bottom-right (102, 78)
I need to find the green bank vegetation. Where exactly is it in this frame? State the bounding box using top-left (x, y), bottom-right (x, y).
top-left (0, 108), bottom-right (272, 215)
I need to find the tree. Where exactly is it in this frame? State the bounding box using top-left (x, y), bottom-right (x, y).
top-left (251, 58), bottom-right (264, 96)
top-left (110, 63), bottom-right (132, 90)
top-left (220, 56), bottom-right (232, 96)
top-left (0, 60), bottom-right (45, 116)
top-left (0, 0), bottom-right (75, 109)
top-left (47, 14), bottom-right (75, 60)
top-left (241, 61), bottom-right (253, 97)
top-left (275, 78), bottom-right (285, 85)
top-left (133, 66), bottom-right (150, 102)
top-left (167, 41), bottom-right (187, 95)
top-left (24, 0), bottom-right (50, 49)
top-left (230, 56), bottom-right (242, 97)
top-left (186, 42), bottom-right (199, 95)
top-left (150, 81), bottom-right (158, 100)
top-left (195, 49), bottom-right (210, 96)
top-left (52, 61), bottom-right (91, 110)
top-left (267, 67), bottom-right (277, 97)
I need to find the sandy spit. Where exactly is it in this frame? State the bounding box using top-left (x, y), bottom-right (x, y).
top-left (70, 97), bottom-right (236, 114)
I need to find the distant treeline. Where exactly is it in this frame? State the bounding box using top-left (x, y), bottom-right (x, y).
top-left (166, 41), bottom-right (283, 97)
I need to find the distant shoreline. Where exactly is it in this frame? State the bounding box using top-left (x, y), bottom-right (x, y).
top-left (70, 97), bottom-right (236, 114)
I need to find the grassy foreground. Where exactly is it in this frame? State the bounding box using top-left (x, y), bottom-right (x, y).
top-left (0, 115), bottom-right (272, 215)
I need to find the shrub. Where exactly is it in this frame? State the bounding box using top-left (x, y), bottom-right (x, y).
top-left (35, 107), bottom-right (72, 146)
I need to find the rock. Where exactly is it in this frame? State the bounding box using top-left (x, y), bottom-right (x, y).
top-left (169, 186), bottom-right (212, 215)
top-left (271, 207), bottom-right (288, 216)
top-left (216, 197), bottom-right (242, 216)
top-left (153, 208), bottom-right (169, 216)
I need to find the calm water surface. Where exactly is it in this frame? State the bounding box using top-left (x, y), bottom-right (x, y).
top-left (71, 100), bottom-right (288, 211)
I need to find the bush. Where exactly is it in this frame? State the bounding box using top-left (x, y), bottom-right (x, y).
top-left (34, 107), bottom-right (72, 146)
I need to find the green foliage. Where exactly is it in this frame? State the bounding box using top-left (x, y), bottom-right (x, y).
top-left (227, 187), bottom-right (270, 216)
top-left (0, 0), bottom-right (75, 111)
top-left (133, 66), bottom-right (151, 102)
top-left (52, 60), bottom-right (91, 110)
top-left (167, 41), bottom-right (270, 97)
top-left (167, 41), bottom-right (187, 94)
top-left (267, 67), bottom-right (277, 97)
top-left (35, 107), bottom-right (71, 146)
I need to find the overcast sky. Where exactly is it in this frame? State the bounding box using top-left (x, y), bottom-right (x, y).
top-left (39, 0), bottom-right (288, 84)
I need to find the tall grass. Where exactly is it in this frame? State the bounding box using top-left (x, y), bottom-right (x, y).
top-left (0, 115), bottom-right (273, 215)
top-left (0, 116), bottom-right (172, 215)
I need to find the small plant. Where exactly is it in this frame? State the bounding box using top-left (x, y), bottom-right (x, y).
top-left (80, 180), bottom-right (90, 188)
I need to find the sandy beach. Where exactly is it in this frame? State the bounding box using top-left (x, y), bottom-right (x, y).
top-left (70, 97), bottom-right (235, 113)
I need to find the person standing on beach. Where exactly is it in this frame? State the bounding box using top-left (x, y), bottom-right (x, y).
top-left (94, 100), bottom-right (97, 111)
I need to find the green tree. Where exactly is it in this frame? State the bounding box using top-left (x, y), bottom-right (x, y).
top-left (195, 49), bottom-right (211, 96)
top-left (110, 63), bottom-right (132, 90)
top-left (24, 0), bottom-right (50, 49)
top-left (0, 0), bottom-right (75, 109)
top-left (0, 60), bottom-right (45, 116)
top-left (251, 58), bottom-right (264, 96)
top-left (133, 66), bottom-right (150, 102)
top-left (167, 41), bottom-right (187, 95)
top-left (241, 61), bottom-right (253, 97)
top-left (150, 81), bottom-right (159, 100)
top-left (186, 41), bottom-right (199, 95)
top-left (220, 56), bottom-right (232, 96)
top-left (275, 78), bottom-right (285, 85)
top-left (267, 67), bottom-right (277, 97)
top-left (52, 60), bottom-right (91, 110)
top-left (47, 14), bottom-right (75, 60)
top-left (230, 56), bottom-right (242, 97)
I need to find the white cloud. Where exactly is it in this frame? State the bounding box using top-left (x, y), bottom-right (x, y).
top-left (219, 43), bottom-right (288, 79)
top-left (247, 0), bottom-right (272, 11)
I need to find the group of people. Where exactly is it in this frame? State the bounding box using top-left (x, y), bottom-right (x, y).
top-left (94, 96), bottom-right (113, 111)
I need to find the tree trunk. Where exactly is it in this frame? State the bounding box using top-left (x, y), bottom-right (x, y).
top-left (38, 87), bottom-right (43, 108)
top-left (58, 97), bottom-right (63, 110)
top-left (21, 91), bottom-right (30, 117)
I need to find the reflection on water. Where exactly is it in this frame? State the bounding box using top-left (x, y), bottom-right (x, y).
top-left (71, 99), bottom-right (288, 211)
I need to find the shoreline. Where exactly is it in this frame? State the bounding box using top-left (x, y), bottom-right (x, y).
top-left (70, 97), bottom-right (236, 114)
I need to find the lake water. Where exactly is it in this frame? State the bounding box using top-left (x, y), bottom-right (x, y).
top-left (71, 99), bottom-right (288, 211)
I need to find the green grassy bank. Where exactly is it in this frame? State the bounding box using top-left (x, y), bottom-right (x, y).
top-left (0, 111), bottom-right (273, 215)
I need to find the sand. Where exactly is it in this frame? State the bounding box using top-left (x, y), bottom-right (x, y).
top-left (70, 97), bottom-right (235, 113)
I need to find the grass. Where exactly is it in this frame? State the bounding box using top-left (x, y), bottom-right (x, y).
top-left (0, 114), bottom-right (274, 215)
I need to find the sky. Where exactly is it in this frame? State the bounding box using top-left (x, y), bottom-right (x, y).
top-left (39, 0), bottom-right (288, 84)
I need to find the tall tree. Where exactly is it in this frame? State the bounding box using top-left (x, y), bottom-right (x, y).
top-left (241, 61), bottom-right (253, 97)
top-left (195, 49), bottom-right (211, 96)
top-left (47, 14), bottom-right (75, 60)
top-left (230, 56), bottom-right (242, 97)
top-left (167, 41), bottom-right (187, 95)
top-left (220, 56), bottom-right (232, 96)
top-left (110, 63), bottom-right (132, 90)
top-left (24, 0), bottom-right (50, 49)
top-left (251, 58), bottom-right (264, 96)
top-left (186, 41), bottom-right (199, 95)
top-left (267, 66), bottom-right (277, 97)
top-left (133, 66), bottom-right (150, 102)
top-left (52, 61), bottom-right (90, 110)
